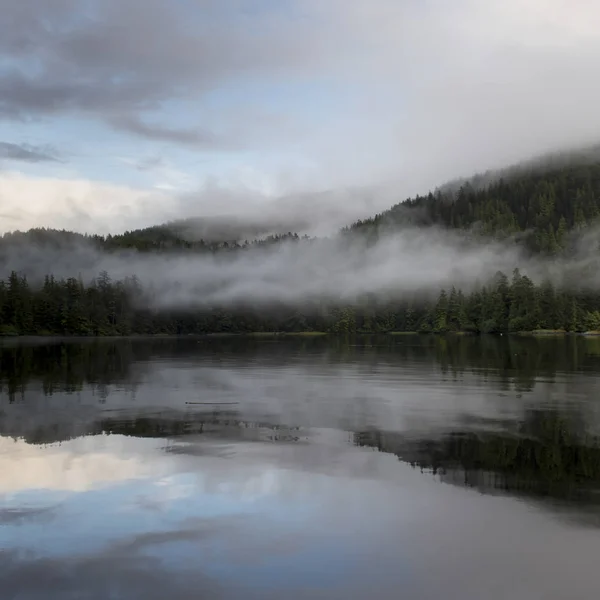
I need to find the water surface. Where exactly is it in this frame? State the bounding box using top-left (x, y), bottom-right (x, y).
top-left (2, 335), bottom-right (600, 599)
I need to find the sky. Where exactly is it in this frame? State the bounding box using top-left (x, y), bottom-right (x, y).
top-left (2, 0), bottom-right (600, 235)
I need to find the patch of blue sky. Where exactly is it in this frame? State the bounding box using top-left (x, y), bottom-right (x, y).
top-left (177, 0), bottom-right (304, 26)
top-left (200, 77), bottom-right (351, 131)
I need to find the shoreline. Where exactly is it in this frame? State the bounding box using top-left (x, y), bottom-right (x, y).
top-left (3, 330), bottom-right (600, 340)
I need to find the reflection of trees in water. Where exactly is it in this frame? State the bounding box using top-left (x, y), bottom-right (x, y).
top-left (3, 335), bottom-right (600, 402)
top-left (0, 340), bottom-right (140, 403)
top-left (355, 407), bottom-right (600, 504)
top-left (0, 407), bottom-right (303, 446)
top-left (100, 413), bottom-right (303, 445)
top-left (3, 334), bottom-right (600, 501)
top-left (0, 337), bottom-right (329, 402)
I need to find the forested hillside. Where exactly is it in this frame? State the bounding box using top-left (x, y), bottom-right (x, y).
top-left (3, 160), bottom-right (600, 336)
top-left (0, 224), bottom-right (303, 254)
top-left (352, 162), bottom-right (600, 254)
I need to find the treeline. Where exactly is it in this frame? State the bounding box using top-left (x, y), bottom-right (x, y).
top-left (1, 267), bottom-right (600, 336)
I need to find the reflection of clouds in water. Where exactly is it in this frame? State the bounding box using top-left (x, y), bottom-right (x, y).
top-left (3, 431), bottom-right (600, 599)
top-left (0, 435), bottom-right (172, 493)
top-left (0, 438), bottom-right (419, 599)
top-left (0, 435), bottom-right (412, 562)
top-left (0, 434), bottom-right (336, 501)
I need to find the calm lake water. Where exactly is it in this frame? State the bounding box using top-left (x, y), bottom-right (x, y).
top-left (2, 335), bottom-right (600, 599)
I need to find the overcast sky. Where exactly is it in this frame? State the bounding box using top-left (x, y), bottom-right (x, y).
top-left (2, 0), bottom-right (600, 234)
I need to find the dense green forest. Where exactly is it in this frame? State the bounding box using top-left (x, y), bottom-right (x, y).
top-left (351, 160), bottom-right (600, 254)
top-left (4, 160), bottom-right (600, 336)
top-left (1, 267), bottom-right (600, 336)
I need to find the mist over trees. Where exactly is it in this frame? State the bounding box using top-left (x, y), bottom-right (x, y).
top-left (3, 161), bottom-right (600, 336)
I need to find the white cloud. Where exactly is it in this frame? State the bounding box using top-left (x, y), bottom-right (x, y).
top-left (0, 171), bottom-right (177, 234)
top-left (0, 436), bottom-right (170, 494)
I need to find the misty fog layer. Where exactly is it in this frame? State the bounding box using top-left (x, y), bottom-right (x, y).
top-left (5, 218), bottom-right (600, 309)
top-left (0, 225), bottom-right (555, 308)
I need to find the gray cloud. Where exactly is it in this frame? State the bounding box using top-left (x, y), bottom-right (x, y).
top-left (170, 183), bottom-right (402, 240)
top-left (0, 0), bottom-right (321, 145)
top-left (110, 114), bottom-right (221, 147)
top-left (0, 141), bottom-right (61, 163)
top-left (129, 156), bottom-right (168, 172)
